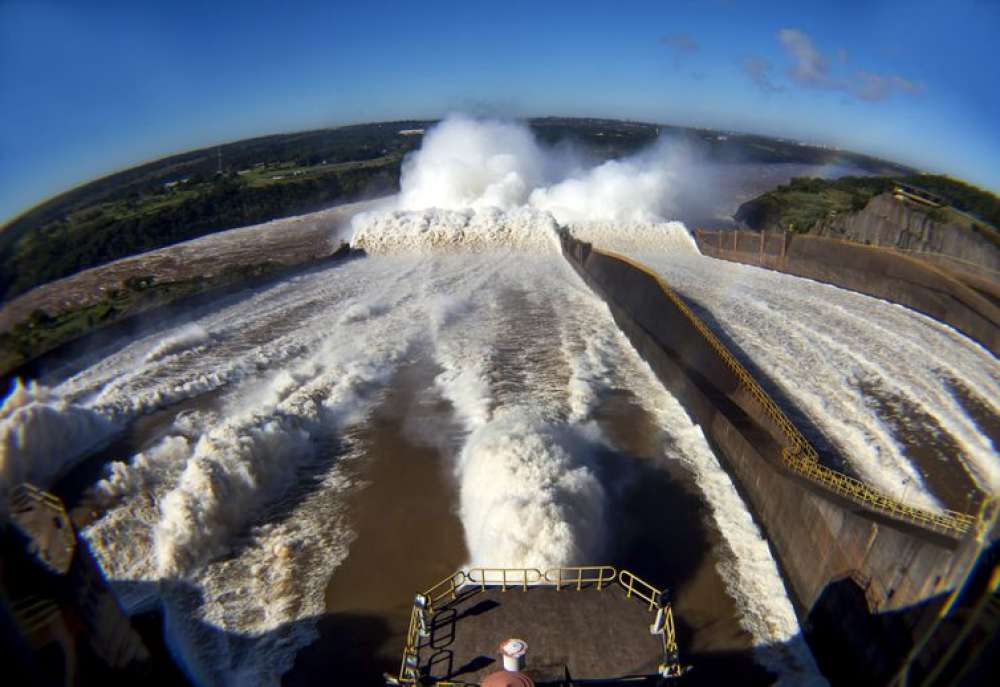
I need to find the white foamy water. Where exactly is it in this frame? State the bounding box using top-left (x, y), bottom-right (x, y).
top-left (76, 251), bottom-right (504, 684)
top-left (5, 115), bottom-right (839, 686)
top-left (409, 240), bottom-right (824, 683)
top-left (613, 248), bottom-right (1000, 509)
top-left (615, 347), bottom-right (826, 685)
top-left (570, 219), bottom-right (701, 256)
top-left (351, 206), bottom-right (562, 255)
top-left (1, 378), bottom-right (115, 508)
top-left (422, 251), bottom-right (612, 569)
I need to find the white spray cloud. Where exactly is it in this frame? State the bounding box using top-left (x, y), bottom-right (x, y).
top-left (456, 407), bottom-right (607, 569)
top-left (1, 378), bottom-right (116, 509)
top-left (399, 115), bottom-right (550, 211)
top-left (530, 142), bottom-right (686, 224)
top-left (351, 114), bottom-right (698, 254)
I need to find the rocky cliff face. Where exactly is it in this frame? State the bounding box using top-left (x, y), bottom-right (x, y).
top-left (811, 192), bottom-right (1000, 273)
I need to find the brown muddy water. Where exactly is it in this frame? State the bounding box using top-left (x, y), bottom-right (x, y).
top-left (284, 355), bottom-right (768, 686)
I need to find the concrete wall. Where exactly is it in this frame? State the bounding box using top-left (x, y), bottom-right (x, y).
top-left (559, 233), bottom-right (987, 681)
top-left (813, 193), bottom-right (1000, 274)
top-left (3, 485), bottom-right (151, 685)
top-left (695, 229), bottom-right (1000, 357)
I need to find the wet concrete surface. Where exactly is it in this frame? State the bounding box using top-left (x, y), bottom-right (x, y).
top-left (422, 583), bottom-right (664, 683)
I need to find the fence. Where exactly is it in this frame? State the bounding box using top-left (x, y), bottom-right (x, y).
top-left (392, 566), bottom-right (681, 685)
top-left (589, 247), bottom-right (976, 538)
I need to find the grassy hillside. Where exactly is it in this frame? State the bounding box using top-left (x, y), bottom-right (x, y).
top-left (0, 122), bottom-right (433, 302)
top-left (735, 174), bottom-right (1000, 245)
top-left (2, 117), bottom-right (915, 303)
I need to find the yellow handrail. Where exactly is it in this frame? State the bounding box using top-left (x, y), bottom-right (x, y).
top-left (466, 567), bottom-right (543, 591)
top-left (393, 565), bottom-right (682, 685)
top-left (588, 246), bottom-right (976, 538)
top-left (543, 565), bottom-right (618, 590)
top-left (618, 569), bottom-right (662, 611)
top-left (785, 451), bottom-right (976, 533)
top-left (422, 570), bottom-right (466, 611)
top-left (397, 606), bottom-right (422, 684)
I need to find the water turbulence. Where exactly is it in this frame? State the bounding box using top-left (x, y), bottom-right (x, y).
top-left (456, 409), bottom-right (606, 568)
top-left (4, 115), bottom-right (835, 686)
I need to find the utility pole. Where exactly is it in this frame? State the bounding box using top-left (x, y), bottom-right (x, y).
top-left (217, 146), bottom-right (222, 175)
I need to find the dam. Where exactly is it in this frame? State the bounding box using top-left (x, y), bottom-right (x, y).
top-left (557, 228), bottom-right (998, 684)
top-left (3, 116), bottom-right (998, 686)
top-left (5, 215), bottom-right (996, 686)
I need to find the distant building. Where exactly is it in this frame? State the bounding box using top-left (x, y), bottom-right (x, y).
top-left (398, 129), bottom-right (425, 136)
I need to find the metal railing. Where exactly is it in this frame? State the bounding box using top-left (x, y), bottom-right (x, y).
top-left (787, 453), bottom-right (976, 534)
top-left (544, 565), bottom-right (617, 590)
top-left (422, 570), bottom-right (466, 612)
top-left (590, 247), bottom-right (977, 538)
top-left (10, 483), bottom-right (68, 513)
top-left (618, 570), bottom-right (680, 672)
top-left (466, 567), bottom-right (543, 591)
top-left (391, 565), bottom-right (682, 685)
top-left (619, 569), bottom-right (662, 610)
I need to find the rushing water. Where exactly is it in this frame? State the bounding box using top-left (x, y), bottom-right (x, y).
top-left (5, 116), bottom-right (996, 686)
top-left (573, 224), bottom-right (1000, 514)
top-left (2, 215), bottom-right (827, 685)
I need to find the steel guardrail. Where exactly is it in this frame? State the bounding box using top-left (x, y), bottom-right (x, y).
top-left (392, 565), bottom-right (679, 685)
top-left (543, 565), bottom-right (617, 590)
top-left (617, 570), bottom-right (679, 661)
top-left (466, 567), bottom-right (543, 591)
top-left (618, 569), bottom-right (662, 610)
top-left (586, 246), bottom-right (977, 537)
top-left (422, 570), bottom-right (466, 612)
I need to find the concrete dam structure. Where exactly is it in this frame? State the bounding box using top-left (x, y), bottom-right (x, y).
top-left (693, 228), bottom-right (1000, 357)
top-left (559, 231), bottom-right (998, 685)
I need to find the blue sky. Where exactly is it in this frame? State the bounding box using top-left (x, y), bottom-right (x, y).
top-left (2, 0), bottom-right (998, 222)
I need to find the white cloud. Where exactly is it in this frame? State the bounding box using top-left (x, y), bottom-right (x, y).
top-left (742, 55), bottom-right (782, 93)
top-left (778, 28), bottom-right (831, 85)
top-left (771, 28), bottom-right (925, 102)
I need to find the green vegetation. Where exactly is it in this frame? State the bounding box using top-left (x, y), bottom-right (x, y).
top-left (0, 277), bottom-right (202, 374)
top-left (0, 259), bottom-right (295, 376)
top-left (735, 174), bottom-right (1000, 243)
top-left (0, 122), bottom-right (427, 302)
top-left (5, 162), bottom-right (397, 299)
top-left (1, 117), bottom-right (919, 303)
top-left (734, 176), bottom-right (894, 232)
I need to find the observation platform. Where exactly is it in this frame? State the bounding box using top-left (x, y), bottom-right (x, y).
top-left (389, 567), bottom-right (682, 686)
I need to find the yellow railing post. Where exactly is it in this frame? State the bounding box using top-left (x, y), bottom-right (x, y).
top-left (589, 248), bottom-right (976, 539)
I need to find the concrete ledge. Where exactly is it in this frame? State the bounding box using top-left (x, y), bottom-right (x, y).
top-left (558, 232), bottom-right (985, 680)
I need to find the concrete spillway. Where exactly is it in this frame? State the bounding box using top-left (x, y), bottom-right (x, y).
top-left (5, 205), bottom-right (997, 686)
top-left (559, 231), bottom-right (998, 684)
top-left (694, 228), bottom-right (1000, 357)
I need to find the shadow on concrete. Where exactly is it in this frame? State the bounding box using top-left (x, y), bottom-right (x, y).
top-left (10, 549), bottom-right (997, 687)
top-left (805, 539), bottom-right (999, 687)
